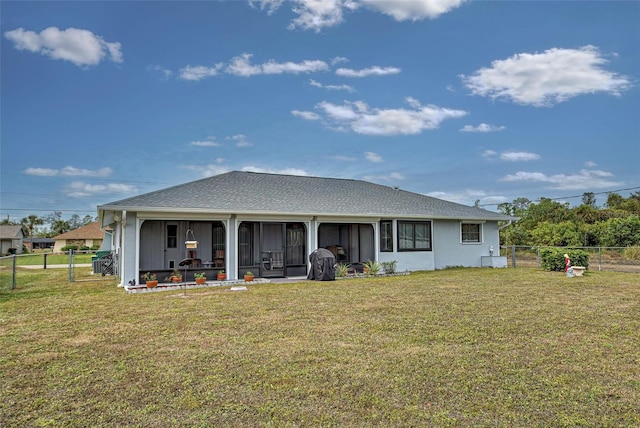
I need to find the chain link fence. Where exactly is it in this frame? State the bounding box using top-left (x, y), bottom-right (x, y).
top-left (501, 246), bottom-right (640, 273)
top-left (0, 250), bottom-right (119, 291)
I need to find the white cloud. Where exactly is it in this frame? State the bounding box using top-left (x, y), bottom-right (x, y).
top-left (227, 134), bottom-right (252, 147)
top-left (362, 172), bottom-right (405, 182)
top-left (426, 189), bottom-right (507, 205)
top-left (25, 166), bottom-right (113, 177)
top-left (460, 123), bottom-right (506, 132)
top-left (226, 53), bottom-right (328, 76)
top-left (461, 46), bottom-right (631, 106)
top-left (365, 152), bottom-right (383, 162)
top-left (330, 155), bottom-right (358, 161)
top-left (310, 79), bottom-right (355, 92)
top-left (241, 166), bottom-right (310, 176)
top-left (336, 66), bottom-right (401, 78)
top-left (190, 162), bottom-right (229, 178)
top-left (585, 161), bottom-right (597, 167)
top-left (191, 139), bottom-right (220, 147)
top-left (5, 27), bottom-right (123, 67)
top-left (361, 0), bottom-right (468, 21)
top-left (292, 110), bottom-right (321, 121)
top-left (251, 0), bottom-right (465, 31)
top-left (500, 169), bottom-right (622, 190)
top-left (64, 181), bottom-right (136, 198)
top-left (148, 65), bottom-right (172, 80)
top-left (500, 151), bottom-right (541, 162)
top-left (306, 97), bottom-right (467, 136)
top-left (178, 64), bottom-right (222, 81)
top-left (331, 56), bottom-right (349, 65)
top-left (481, 150), bottom-right (540, 162)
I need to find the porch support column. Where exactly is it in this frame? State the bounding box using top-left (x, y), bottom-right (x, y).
top-left (228, 215), bottom-right (238, 280)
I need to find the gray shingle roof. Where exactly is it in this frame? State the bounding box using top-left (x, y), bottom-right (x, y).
top-left (98, 171), bottom-right (515, 221)
top-left (0, 225), bottom-right (24, 239)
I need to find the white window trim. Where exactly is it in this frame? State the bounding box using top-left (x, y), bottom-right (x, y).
top-left (460, 221), bottom-right (484, 244)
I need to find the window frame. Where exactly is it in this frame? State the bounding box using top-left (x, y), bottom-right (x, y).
top-left (380, 220), bottom-right (393, 252)
top-left (460, 222), bottom-right (483, 244)
top-left (397, 220), bottom-right (432, 252)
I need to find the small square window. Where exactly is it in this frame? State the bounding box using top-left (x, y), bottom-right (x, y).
top-left (461, 223), bottom-right (481, 243)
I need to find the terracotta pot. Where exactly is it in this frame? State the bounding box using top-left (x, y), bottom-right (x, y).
top-left (146, 280), bottom-right (158, 288)
top-left (172, 277), bottom-right (182, 283)
top-left (195, 277), bottom-right (207, 284)
top-left (244, 274), bottom-right (254, 282)
top-left (217, 274), bottom-right (226, 281)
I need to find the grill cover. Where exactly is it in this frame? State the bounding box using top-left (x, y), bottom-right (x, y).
top-left (307, 248), bottom-right (336, 281)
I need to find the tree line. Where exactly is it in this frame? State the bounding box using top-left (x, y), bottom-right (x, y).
top-left (0, 212), bottom-right (98, 240)
top-left (498, 191), bottom-right (640, 248)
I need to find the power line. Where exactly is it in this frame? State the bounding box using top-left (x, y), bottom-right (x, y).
top-left (478, 186), bottom-right (640, 207)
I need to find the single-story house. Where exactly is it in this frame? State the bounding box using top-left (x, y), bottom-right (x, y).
top-left (24, 237), bottom-right (55, 251)
top-left (53, 222), bottom-right (105, 252)
top-left (97, 171), bottom-right (517, 287)
top-left (0, 225), bottom-right (25, 254)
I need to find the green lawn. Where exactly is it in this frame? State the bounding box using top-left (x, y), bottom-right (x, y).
top-left (6, 252), bottom-right (93, 266)
top-left (1, 268), bottom-right (638, 427)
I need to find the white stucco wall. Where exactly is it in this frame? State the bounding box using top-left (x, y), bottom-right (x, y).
top-left (433, 219), bottom-right (500, 269)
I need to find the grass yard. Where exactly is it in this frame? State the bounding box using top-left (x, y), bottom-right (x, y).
top-left (3, 252), bottom-right (93, 266)
top-left (1, 268), bottom-right (638, 427)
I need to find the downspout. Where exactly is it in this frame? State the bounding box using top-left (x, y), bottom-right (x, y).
top-left (498, 220), bottom-right (512, 230)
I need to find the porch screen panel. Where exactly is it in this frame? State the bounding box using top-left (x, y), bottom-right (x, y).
top-left (286, 223), bottom-right (305, 265)
top-left (212, 222), bottom-right (225, 252)
top-left (239, 222), bottom-right (255, 267)
top-left (359, 224), bottom-right (374, 262)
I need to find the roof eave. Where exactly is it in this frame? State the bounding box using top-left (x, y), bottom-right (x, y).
top-left (97, 205), bottom-right (517, 221)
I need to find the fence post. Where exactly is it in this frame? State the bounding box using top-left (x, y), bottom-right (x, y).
top-left (43, 252), bottom-right (47, 269)
top-left (598, 247), bottom-right (602, 271)
top-left (12, 254), bottom-right (17, 289)
top-left (537, 246), bottom-right (541, 267)
top-left (68, 249), bottom-right (74, 283)
top-left (511, 245), bottom-right (517, 268)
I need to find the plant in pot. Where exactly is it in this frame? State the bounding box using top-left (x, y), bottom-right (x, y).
top-left (166, 268), bottom-right (183, 283)
top-left (217, 270), bottom-right (226, 281)
top-left (194, 272), bottom-right (207, 284)
top-left (243, 271), bottom-right (254, 282)
top-left (142, 272), bottom-right (158, 288)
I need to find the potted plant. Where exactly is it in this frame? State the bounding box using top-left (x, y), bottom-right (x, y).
top-left (166, 268), bottom-right (183, 283)
top-left (217, 270), bottom-right (226, 281)
top-left (194, 272), bottom-right (207, 284)
top-left (243, 271), bottom-right (254, 282)
top-left (142, 272), bottom-right (158, 288)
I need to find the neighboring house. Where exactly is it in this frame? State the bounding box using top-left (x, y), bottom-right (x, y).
top-left (0, 225), bottom-right (25, 254)
top-left (97, 171), bottom-right (517, 287)
top-left (24, 238), bottom-right (55, 251)
top-left (53, 222), bottom-right (105, 252)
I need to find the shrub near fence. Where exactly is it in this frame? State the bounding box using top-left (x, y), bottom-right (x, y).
top-left (540, 248), bottom-right (589, 271)
top-left (502, 246), bottom-right (640, 273)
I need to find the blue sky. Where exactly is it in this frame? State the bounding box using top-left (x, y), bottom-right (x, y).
top-left (1, 0), bottom-right (639, 222)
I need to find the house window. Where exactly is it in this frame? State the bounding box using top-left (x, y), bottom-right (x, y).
top-left (166, 224), bottom-right (177, 248)
top-left (398, 221), bottom-right (431, 251)
top-left (380, 220), bottom-right (393, 252)
top-left (461, 223), bottom-right (482, 243)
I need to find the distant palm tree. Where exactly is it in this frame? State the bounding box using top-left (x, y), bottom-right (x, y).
top-left (52, 220), bottom-right (71, 235)
top-left (21, 215), bottom-right (44, 247)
